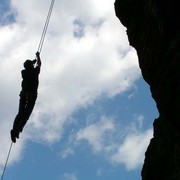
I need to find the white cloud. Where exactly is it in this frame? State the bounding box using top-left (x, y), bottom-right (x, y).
top-left (76, 117), bottom-right (115, 152)
top-left (0, 0), bottom-right (141, 168)
top-left (75, 115), bottom-right (153, 170)
top-left (63, 173), bottom-right (78, 180)
top-left (60, 147), bottom-right (75, 159)
top-left (110, 128), bottom-right (153, 170)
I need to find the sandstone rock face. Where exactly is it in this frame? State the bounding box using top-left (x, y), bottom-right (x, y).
top-left (114, 0), bottom-right (180, 179)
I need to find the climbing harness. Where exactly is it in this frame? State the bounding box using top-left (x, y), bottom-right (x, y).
top-left (1, 0), bottom-right (56, 179)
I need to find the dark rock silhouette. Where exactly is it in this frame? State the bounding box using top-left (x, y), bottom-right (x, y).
top-left (115, 0), bottom-right (180, 179)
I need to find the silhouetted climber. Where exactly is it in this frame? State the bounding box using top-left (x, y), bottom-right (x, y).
top-left (10, 52), bottom-right (41, 143)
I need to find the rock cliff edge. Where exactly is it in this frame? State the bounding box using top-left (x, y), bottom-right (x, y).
top-left (115, 0), bottom-right (180, 179)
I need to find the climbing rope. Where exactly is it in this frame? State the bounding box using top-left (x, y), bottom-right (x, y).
top-left (38, 0), bottom-right (56, 53)
top-left (1, 1), bottom-right (56, 179)
top-left (1, 142), bottom-right (13, 180)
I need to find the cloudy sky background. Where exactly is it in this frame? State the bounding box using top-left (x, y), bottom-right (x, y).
top-left (0, 0), bottom-right (158, 179)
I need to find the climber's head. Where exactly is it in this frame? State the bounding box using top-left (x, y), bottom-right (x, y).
top-left (24, 60), bottom-right (35, 70)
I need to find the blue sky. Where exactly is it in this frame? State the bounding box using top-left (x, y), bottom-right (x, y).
top-left (0, 0), bottom-right (159, 180)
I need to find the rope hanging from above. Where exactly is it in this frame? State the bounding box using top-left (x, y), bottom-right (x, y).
top-left (1, 1), bottom-right (56, 180)
top-left (0, 142), bottom-right (13, 180)
top-left (38, 0), bottom-right (56, 53)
